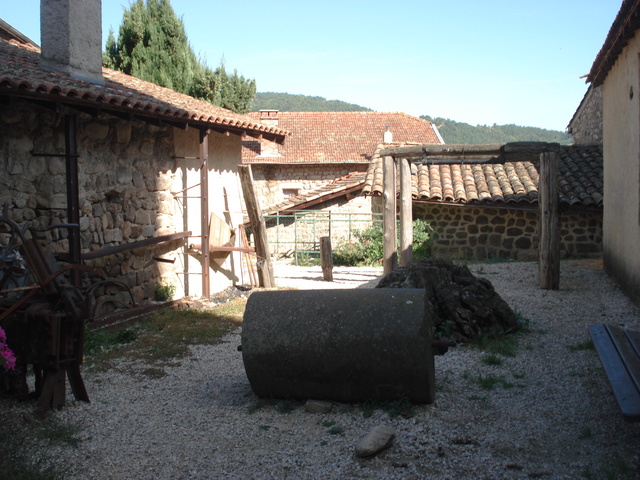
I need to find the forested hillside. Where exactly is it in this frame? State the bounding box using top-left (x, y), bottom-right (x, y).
top-left (251, 92), bottom-right (573, 144)
top-left (252, 92), bottom-right (370, 112)
top-left (422, 116), bottom-right (572, 145)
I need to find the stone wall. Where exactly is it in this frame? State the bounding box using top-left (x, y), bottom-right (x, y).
top-left (413, 203), bottom-right (602, 261)
top-left (0, 99), bottom-right (239, 302)
top-left (251, 164), bottom-right (369, 208)
top-left (568, 85), bottom-right (603, 146)
top-left (264, 194), bottom-right (377, 257)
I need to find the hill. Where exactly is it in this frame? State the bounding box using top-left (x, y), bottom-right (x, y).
top-left (252, 92), bottom-right (370, 112)
top-left (251, 92), bottom-right (573, 144)
top-left (422, 116), bottom-right (573, 145)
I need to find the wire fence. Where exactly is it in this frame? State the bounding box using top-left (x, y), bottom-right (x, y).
top-left (263, 211), bottom-right (382, 262)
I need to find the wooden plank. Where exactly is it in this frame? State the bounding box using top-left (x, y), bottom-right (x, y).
top-left (238, 165), bottom-right (275, 288)
top-left (588, 324), bottom-right (640, 421)
top-left (382, 155), bottom-right (397, 275)
top-left (208, 212), bottom-right (234, 269)
top-left (80, 231), bottom-right (191, 260)
top-left (609, 327), bottom-right (640, 393)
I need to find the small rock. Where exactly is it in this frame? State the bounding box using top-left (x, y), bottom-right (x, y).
top-left (355, 425), bottom-right (395, 458)
top-left (305, 399), bottom-right (333, 414)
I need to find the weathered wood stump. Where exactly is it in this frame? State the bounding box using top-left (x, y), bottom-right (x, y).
top-left (376, 258), bottom-right (519, 342)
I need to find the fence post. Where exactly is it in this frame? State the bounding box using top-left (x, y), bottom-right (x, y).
top-left (320, 236), bottom-right (333, 281)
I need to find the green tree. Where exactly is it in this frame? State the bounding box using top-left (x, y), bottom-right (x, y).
top-left (103, 0), bottom-right (255, 113)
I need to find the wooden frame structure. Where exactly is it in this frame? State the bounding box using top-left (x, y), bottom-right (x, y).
top-left (379, 141), bottom-right (561, 289)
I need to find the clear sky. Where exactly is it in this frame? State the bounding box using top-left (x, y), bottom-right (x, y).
top-left (1, 0), bottom-right (621, 131)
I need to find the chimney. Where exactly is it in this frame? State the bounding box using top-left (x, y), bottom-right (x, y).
top-left (383, 125), bottom-right (393, 143)
top-left (259, 109), bottom-right (279, 127)
top-left (40, 0), bottom-right (105, 85)
top-left (258, 109), bottom-right (281, 157)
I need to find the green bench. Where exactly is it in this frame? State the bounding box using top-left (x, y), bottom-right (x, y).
top-left (588, 324), bottom-right (640, 422)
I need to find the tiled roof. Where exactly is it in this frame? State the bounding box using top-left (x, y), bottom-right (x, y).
top-left (262, 171), bottom-right (367, 214)
top-left (588, 0), bottom-right (640, 87)
top-left (362, 144), bottom-right (603, 208)
top-left (0, 38), bottom-right (288, 140)
top-left (242, 111), bottom-right (442, 164)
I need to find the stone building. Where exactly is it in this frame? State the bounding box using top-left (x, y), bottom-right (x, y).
top-left (241, 110), bottom-right (443, 255)
top-left (0, 1), bottom-right (287, 303)
top-left (567, 85), bottom-right (603, 146)
top-left (585, 0), bottom-right (640, 305)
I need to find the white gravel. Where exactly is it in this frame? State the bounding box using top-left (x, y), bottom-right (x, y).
top-left (9, 259), bottom-right (640, 479)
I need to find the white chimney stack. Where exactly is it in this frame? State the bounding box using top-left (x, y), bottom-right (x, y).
top-left (40, 0), bottom-right (104, 85)
top-left (383, 125), bottom-right (393, 143)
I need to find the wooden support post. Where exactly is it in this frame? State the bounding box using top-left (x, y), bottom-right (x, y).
top-left (64, 114), bottom-right (81, 287)
top-left (238, 165), bottom-right (275, 288)
top-left (399, 158), bottom-right (413, 266)
top-left (199, 129), bottom-right (210, 298)
top-left (320, 236), bottom-right (333, 281)
top-left (383, 155), bottom-right (397, 275)
top-left (539, 151), bottom-right (560, 290)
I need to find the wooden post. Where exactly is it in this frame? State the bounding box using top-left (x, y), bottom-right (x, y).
top-left (238, 165), bottom-right (275, 288)
top-left (383, 155), bottom-right (397, 275)
top-left (399, 158), bottom-right (413, 266)
top-left (64, 114), bottom-right (81, 287)
top-left (199, 129), bottom-right (210, 298)
top-left (539, 151), bottom-right (560, 290)
top-left (320, 236), bottom-right (333, 281)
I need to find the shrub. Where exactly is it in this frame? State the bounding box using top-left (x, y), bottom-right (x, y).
top-left (333, 219), bottom-right (433, 266)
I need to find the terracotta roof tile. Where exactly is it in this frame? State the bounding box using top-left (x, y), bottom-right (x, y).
top-left (263, 172), bottom-right (367, 214)
top-left (363, 144), bottom-right (603, 208)
top-left (242, 111), bottom-right (442, 164)
top-left (0, 38), bottom-right (288, 139)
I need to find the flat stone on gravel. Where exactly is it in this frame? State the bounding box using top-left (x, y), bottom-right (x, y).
top-left (355, 425), bottom-right (396, 458)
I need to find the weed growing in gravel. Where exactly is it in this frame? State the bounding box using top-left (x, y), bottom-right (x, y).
top-left (580, 455), bottom-right (630, 479)
top-left (322, 420), bottom-right (345, 436)
top-left (473, 374), bottom-right (516, 390)
top-left (0, 409), bottom-right (82, 480)
top-left (247, 398), bottom-right (299, 414)
top-left (480, 353), bottom-right (504, 366)
top-left (579, 425), bottom-right (593, 439)
top-left (358, 397), bottom-right (414, 418)
top-left (568, 340), bottom-right (595, 352)
top-left (84, 300), bottom-right (244, 371)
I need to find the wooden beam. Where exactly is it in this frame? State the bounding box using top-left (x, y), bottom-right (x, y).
top-left (200, 129), bottom-right (210, 298)
top-left (399, 158), bottom-right (413, 266)
top-left (539, 151), bottom-right (560, 290)
top-left (380, 141), bottom-right (561, 162)
top-left (238, 165), bottom-right (275, 288)
top-left (383, 155), bottom-right (397, 274)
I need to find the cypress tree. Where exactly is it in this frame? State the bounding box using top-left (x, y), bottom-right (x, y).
top-left (103, 0), bottom-right (255, 114)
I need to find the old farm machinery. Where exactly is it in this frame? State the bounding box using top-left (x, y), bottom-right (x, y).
top-left (0, 204), bottom-right (134, 412)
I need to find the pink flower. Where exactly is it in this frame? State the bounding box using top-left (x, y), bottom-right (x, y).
top-left (0, 327), bottom-right (16, 371)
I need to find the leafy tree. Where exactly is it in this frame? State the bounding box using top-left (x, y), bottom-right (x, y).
top-left (103, 0), bottom-right (255, 113)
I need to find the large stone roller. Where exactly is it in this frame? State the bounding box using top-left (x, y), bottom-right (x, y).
top-left (241, 288), bottom-right (436, 403)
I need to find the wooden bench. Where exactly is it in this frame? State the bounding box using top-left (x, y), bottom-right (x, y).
top-left (588, 324), bottom-right (640, 422)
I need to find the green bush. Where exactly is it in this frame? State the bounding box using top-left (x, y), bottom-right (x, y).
top-left (333, 219), bottom-right (433, 266)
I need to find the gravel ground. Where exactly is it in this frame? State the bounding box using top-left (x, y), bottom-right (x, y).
top-left (7, 259), bottom-right (640, 479)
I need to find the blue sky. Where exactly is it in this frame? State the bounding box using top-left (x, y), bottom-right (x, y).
top-left (1, 1), bottom-right (621, 131)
